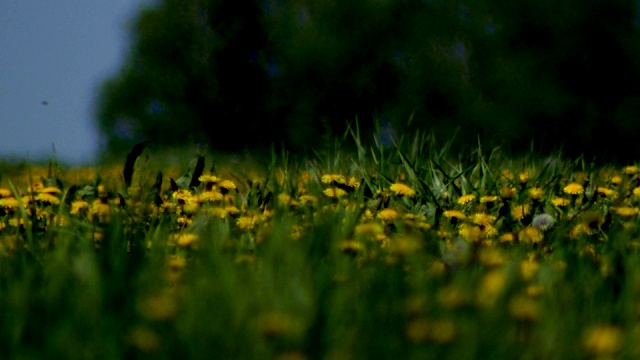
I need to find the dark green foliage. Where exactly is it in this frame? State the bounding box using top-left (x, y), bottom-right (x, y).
top-left (188, 156), bottom-right (205, 189)
top-left (97, 0), bottom-right (640, 161)
top-left (123, 141), bottom-right (147, 189)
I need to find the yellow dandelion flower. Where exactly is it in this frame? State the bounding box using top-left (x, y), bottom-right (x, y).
top-left (518, 171), bottom-right (530, 184)
top-left (182, 202), bottom-right (200, 214)
top-left (345, 177), bottom-right (360, 189)
top-left (500, 232), bottom-right (515, 243)
top-left (520, 258), bottom-right (540, 280)
top-left (563, 182), bottom-right (584, 195)
top-left (35, 193), bottom-right (60, 205)
top-left (20, 196), bottom-right (33, 206)
top-left (290, 225), bottom-right (303, 240)
top-left (339, 240), bottom-right (364, 255)
top-left (458, 224), bottom-right (483, 242)
top-left (38, 186), bottom-right (61, 195)
top-left (354, 222), bottom-right (384, 236)
top-left (298, 194), bottom-right (317, 205)
top-left (551, 197), bottom-right (570, 207)
top-left (176, 216), bottom-right (192, 227)
top-left (339, 240), bottom-right (364, 254)
top-left (278, 193), bottom-right (292, 206)
top-left (362, 208), bottom-right (375, 221)
top-left (477, 270), bottom-right (507, 308)
top-left (480, 195), bottom-right (500, 204)
top-left (482, 224), bottom-right (499, 238)
top-left (199, 190), bottom-right (224, 203)
top-left (389, 235), bottom-right (421, 256)
top-left (596, 187), bottom-right (615, 197)
top-left (389, 183), bottom-right (416, 197)
top-left (377, 208), bottom-right (398, 223)
top-left (172, 189), bottom-right (195, 204)
top-left (442, 209), bottom-right (466, 220)
top-left (470, 212), bottom-right (496, 226)
top-left (93, 231), bottom-right (105, 241)
top-left (236, 216), bottom-right (258, 231)
top-left (223, 194), bottom-right (235, 204)
top-left (499, 186), bottom-right (517, 199)
top-left (208, 207), bottom-right (228, 219)
top-left (404, 213), bottom-right (416, 221)
top-left (633, 187), bottom-right (640, 198)
top-left (198, 174), bottom-right (220, 184)
top-left (31, 182), bottom-right (44, 192)
top-left (457, 194), bottom-right (476, 205)
top-left (528, 187), bottom-right (544, 201)
top-left (501, 170), bottom-right (514, 181)
top-left (526, 284), bottom-right (544, 297)
top-left (70, 200), bottom-right (89, 215)
top-left (580, 244), bottom-right (598, 260)
top-left (321, 174), bottom-right (346, 184)
top-left (173, 233), bottom-right (198, 247)
top-left (0, 197), bottom-right (20, 210)
top-left (508, 295), bottom-right (540, 322)
top-left (90, 202), bottom-right (111, 223)
top-left (414, 221), bottom-right (432, 231)
top-left (518, 227), bottom-right (543, 244)
top-left (478, 247), bottom-right (505, 267)
top-left (611, 175), bottom-right (623, 185)
top-left (323, 187), bottom-right (347, 198)
top-left (569, 223), bottom-right (589, 239)
top-left (624, 165), bottom-right (639, 175)
top-left (613, 206), bottom-right (638, 217)
top-left (511, 203), bottom-right (531, 220)
top-left (167, 255), bottom-right (187, 270)
top-left (0, 188), bottom-right (12, 198)
top-left (583, 325), bottom-right (624, 357)
top-left (218, 180), bottom-right (236, 191)
top-left (8, 218), bottom-right (25, 228)
top-left (224, 206), bottom-right (240, 217)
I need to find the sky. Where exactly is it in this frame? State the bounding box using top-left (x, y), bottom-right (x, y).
top-left (0, 0), bottom-right (156, 165)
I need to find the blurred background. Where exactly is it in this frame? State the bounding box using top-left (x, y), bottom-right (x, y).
top-left (4, 0), bottom-right (640, 164)
top-left (0, 0), bottom-right (155, 164)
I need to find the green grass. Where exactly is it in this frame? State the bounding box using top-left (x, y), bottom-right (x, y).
top-left (0, 130), bottom-right (639, 359)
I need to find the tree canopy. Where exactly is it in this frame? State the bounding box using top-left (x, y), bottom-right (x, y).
top-left (96, 0), bottom-right (640, 161)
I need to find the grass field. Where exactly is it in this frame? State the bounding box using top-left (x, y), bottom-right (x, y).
top-left (0, 128), bottom-right (638, 359)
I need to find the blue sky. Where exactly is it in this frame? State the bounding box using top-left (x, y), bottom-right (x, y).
top-left (0, 1), bottom-right (155, 165)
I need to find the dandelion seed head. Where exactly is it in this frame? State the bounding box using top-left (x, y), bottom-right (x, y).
top-left (532, 213), bottom-right (555, 231)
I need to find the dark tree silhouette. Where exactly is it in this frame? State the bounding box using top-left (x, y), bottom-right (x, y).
top-left (96, 0), bottom-right (640, 162)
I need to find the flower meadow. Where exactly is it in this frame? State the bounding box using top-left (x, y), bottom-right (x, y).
top-left (2, 131), bottom-right (640, 359)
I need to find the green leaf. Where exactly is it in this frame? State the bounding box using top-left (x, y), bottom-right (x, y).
top-left (123, 141), bottom-right (147, 189)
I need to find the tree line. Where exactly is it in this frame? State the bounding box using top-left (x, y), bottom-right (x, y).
top-left (96, 0), bottom-right (640, 162)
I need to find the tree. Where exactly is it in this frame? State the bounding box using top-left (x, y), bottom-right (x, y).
top-left (97, 0), bottom-right (277, 152)
top-left (97, 0), bottom-right (640, 162)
